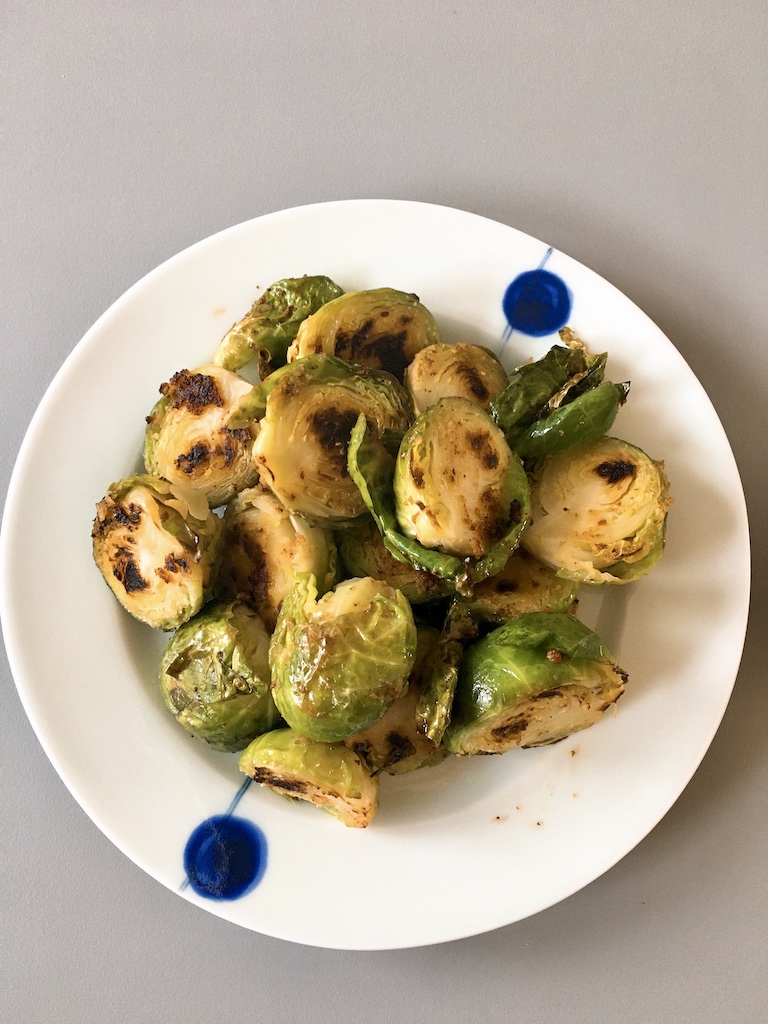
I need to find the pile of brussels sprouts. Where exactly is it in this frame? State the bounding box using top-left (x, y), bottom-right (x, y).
top-left (92, 277), bottom-right (672, 828)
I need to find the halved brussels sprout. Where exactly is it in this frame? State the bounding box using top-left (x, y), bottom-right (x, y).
top-left (394, 397), bottom-right (530, 561)
top-left (404, 342), bottom-right (508, 414)
top-left (522, 436), bottom-right (672, 584)
top-left (270, 574), bottom-right (417, 743)
top-left (336, 515), bottom-right (453, 604)
top-left (91, 474), bottom-right (223, 630)
top-left (288, 288), bottom-right (440, 380)
top-left (144, 364), bottom-right (259, 508)
top-left (218, 485), bottom-right (337, 631)
top-left (346, 625), bottom-right (450, 775)
top-left (253, 355), bottom-right (413, 524)
top-left (460, 548), bottom-right (580, 624)
top-left (212, 275), bottom-right (344, 377)
top-left (444, 612), bottom-right (627, 754)
top-left (239, 728), bottom-right (378, 828)
top-left (159, 600), bottom-right (280, 751)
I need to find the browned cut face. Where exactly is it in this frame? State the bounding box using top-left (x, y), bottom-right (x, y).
top-left (594, 459), bottom-right (636, 483)
top-left (161, 369), bottom-right (224, 413)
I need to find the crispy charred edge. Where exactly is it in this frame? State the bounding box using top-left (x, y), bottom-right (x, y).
top-left (244, 762), bottom-right (375, 826)
top-left (246, 765), bottom-right (309, 795)
top-left (161, 369), bottom-right (223, 413)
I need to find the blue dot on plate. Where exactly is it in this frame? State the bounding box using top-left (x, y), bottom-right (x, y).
top-left (503, 268), bottom-right (572, 337)
top-left (184, 815), bottom-right (267, 901)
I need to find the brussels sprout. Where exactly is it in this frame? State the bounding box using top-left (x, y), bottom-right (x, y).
top-left (336, 515), bottom-right (453, 604)
top-left (404, 342), bottom-right (508, 414)
top-left (270, 574), bottom-right (417, 743)
top-left (444, 612), bottom-right (627, 754)
top-left (346, 625), bottom-right (450, 775)
top-left (218, 485), bottom-right (337, 631)
top-left (159, 600), bottom-right (280, 751)
top-left (239, 728), bottom-right (378, 828)
top-left (212, 275), bottom-right (344, 377)
top-left (394, 397), bottom-right (530, 562)
top-left (91, 474), bottom-right (223, 630)
top-left (253, 355), bottom-right (413, 525)
top-left (288, 288), bottom-right (440, 380)
top-left (347, 414), bottom-right (473, 594)
top-left (144, 364), bottom-right (259, 508)
top-left (522, 436), bottom-right (672, 584)
top-left (460, 548), bottom-right (580, 624)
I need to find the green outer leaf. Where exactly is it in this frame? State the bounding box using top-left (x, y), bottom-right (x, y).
top-left (485, 611), bottom-right (610, 661)
top-left (514, 380), bottom-right (629, 457)
top-left (212, 276), bottom-right (344, 375)
top-left (414, 602), bottom-right (479, 744)
top-left (346, 413), bottom-right (471, 592)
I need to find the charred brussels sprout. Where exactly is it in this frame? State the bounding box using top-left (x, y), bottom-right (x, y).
top-left (288, 288), bottom-right (440, 380)
top-left (212, 275), bottom-right (344, 377)
top-left (159, 600), bottom-right (280, 751)
top-left (444, 612), bottom-right (627, 754)
top-left (253, 355), bottom-right (413, 525)
top-left (240, 729), bottom-right (378, 828)
top-left (404, 342), bottom-right (508, 414)
top-left (394, 397), bottom-right (530, 561)
top-left (219, 485), bottom-right (337, 631)
top-left (522, 436), bottom-right (672, 584)
top-left (336, 515), bottom-right (453, 604)
top-left (92, 474), bottom-right (223, 630)
top-left (460, 548), bottom-right (580, 624)
top-left (144, 364), bottom-right (259, 508)
top-left (346, 625), bottom-right (450, 775)
top-left (270, 574), bottom-right (417, 743)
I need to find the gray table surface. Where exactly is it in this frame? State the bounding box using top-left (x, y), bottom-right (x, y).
top-left (2, 3), bottom-right (766, 1022)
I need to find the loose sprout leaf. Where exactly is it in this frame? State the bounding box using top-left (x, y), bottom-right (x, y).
top-left (414, 603), bottom-right (479, 744)
top-left (514, 380), bottom-right (630, 458)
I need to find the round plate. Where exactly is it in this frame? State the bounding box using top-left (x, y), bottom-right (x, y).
top-left (0, 200), bottom-right (750, 949)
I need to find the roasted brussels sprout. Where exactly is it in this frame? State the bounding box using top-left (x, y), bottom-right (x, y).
top-left (394, 397), bottom-right (530, 561)
top-left (522, 436), bottom-right (672, 584)
top-left (270, 574), bottom-right (417, 743)
top-left (444, 612), bottom-right (627, 754)
top-left (92, 474), bottom-right (223, 630)
top-left (239, 728), bottom-right (378, 828)
top-left (460, 548), bottom-right (580, 624)
top-left (335, 515), bottom-right (453, 604)
top-left (253, 354), bottom-right (413, 524)
top-left (288, 288), bottom-right (440, 380)
top-left (144, 364), bottom-right (259, 508)
top-left (212, 275), bottom-right (344, 377)
top-left (404, 342), bottom-right (508, 414)
top-left (218, 485), bottom-right (337, 630)
top-left (159, 600), bottom-right (280, 751)
top-left (346, 625), bottom-right (450, 775)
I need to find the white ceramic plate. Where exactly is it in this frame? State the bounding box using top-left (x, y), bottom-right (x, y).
top-left (1, 200), bottom-right (750, 950)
